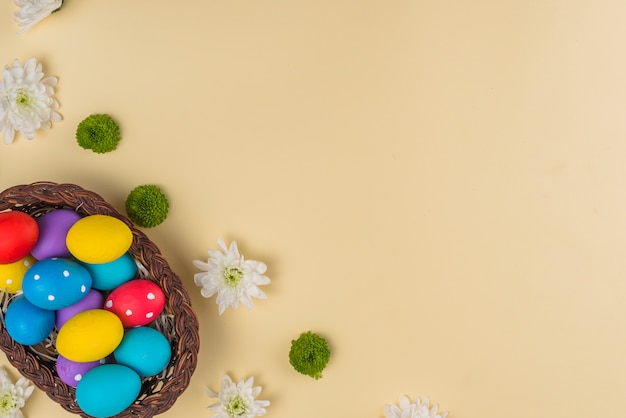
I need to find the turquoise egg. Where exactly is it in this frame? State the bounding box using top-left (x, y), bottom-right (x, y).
top-left (5, 295), bottom-right (55, 345)
top-left (22, 258), bottom-right (92, 310)
top-left (80, 252), bottom-right (138, 291)
top-left (113, 327), bottom-right (171, 377)
top-left (76, 364), bottom-right (141, 418)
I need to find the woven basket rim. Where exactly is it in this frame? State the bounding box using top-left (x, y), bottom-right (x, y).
top-left (0, 181), bottom-right (200, 418)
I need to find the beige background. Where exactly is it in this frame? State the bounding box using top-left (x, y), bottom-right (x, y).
top-left (1, 1), bottom-right (626, 417)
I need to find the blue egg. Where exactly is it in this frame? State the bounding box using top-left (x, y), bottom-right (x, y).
top-left (80, 252), bottom-right (138, 291)
top-left (5, 295), bottom-right (55, 345)
top-left (22, 258), bottom-right (92, 310)
top-left (113, 327), bottom-right (171, 377)
top-left (76, 364), bottom-right (141, 418)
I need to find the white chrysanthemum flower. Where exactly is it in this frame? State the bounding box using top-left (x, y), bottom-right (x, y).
top-left (384, 395), bottom-right (448, 418)
top-left (205, 374), bottom-right (270, 418)
top-left (0, 58), bottom-right (62, 144)
top-left (0, 366), bottom-right (35, 418)
top-left (14, 0), bottom-right (62, 33)
top-left (193, 238), bottom-right (270, 315)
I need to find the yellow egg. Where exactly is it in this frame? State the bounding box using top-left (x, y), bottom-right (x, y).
top-left (66, 215), bottom-right (133, 264)
top-left (56, 309), bottom-right (124, 362)
top-left (0, 255), bottom-right (36, 293)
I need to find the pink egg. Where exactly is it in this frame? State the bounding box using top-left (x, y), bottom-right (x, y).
top-left (56, 289), bottom-right (105, 330)
top-left (104, 280), bottom-right (165, 327)
top-left (31, 209), bottom-right (82, 260)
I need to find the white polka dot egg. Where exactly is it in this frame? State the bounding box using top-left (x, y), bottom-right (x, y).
top-left (56, 355), bottom-right (102, 388)
top-left (104, 279), bottom-right (165, 328)
top-left (0, 254), bottom-right (36, 293)
top-left (22, 258), bottom-right (92, 310)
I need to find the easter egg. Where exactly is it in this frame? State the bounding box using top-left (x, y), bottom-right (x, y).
top-left (0, 211), bottom-right (38, 264)
top-left (4, 295), bottom-right (55, 345)
top-left (56, 289), bottom-right (104, 330)
top-left (66, 215), bottom-right (133, 264)
top-left (56, 309), bottom-right (124, 362)
top-left (76, 364), bottom-right (141, 418)
top-left (0, 254), bottom-right (36, 293)
top-left (22, 258), bottom-right (92, 310)
top-left (114, 327), bottom-right (171, 377)
top-left (104, 280), bottom-right (165, 327)
top-left (56, 355), bottom-right (102, 388)
top-left (31, 209), bottom-right (82, 260)
top-left (80, 252), bottom-right (138, 291)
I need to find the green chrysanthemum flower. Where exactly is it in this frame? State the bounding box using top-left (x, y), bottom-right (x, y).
top-left (125, 185), bottom-right (169, 228)
top-left (75, 114), bottom-right (120, 153)
top-left (289, 331), bottom-right (331, 379)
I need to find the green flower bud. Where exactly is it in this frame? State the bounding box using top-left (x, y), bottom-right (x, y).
top-left (289, 331), bottom-right (331, 379)
top-left (125, 185), bottom-right (169, 228)
top-left (75, 114), bottom-right (120, 154)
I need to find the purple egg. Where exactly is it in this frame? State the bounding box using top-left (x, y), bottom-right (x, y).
top-left (56, 355), bottom-right (101, 387)
top-left (56, 289), bottom-right (105, 330)
top-left (31, 209), bottom-right (82, 260)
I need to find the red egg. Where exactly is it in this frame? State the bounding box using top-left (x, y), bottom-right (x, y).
top-left (104, 280), bottom-right (165, 327)
top-left (0, 211), bottom-right (39, 264)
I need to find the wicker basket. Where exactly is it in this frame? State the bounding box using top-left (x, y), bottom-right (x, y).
top-left (0, 181), bottom-right (200, 418)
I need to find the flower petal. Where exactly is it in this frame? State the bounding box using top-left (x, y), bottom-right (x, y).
top-left (0, 57), bottom-right (60, 143)
top-left (0, 366), bottom-right (10, 384)
top-left (193, 239), bottom-right (270, 314)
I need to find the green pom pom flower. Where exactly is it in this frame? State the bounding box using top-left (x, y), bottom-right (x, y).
top-left (289, 331), bottom-right (331, 379)
top-left (76, 114), bottom-right (120, 153)
top-left (125, 185), bottom-right (169, 228)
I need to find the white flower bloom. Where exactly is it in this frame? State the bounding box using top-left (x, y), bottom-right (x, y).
top-left (14, 0), bottom-right (62, 33)
top-left (384, 395), bottom-right (448, 418)
top-left (0, 366), bottom-right (35, 418)
top-left (0, 58), bottom-right (62, 144)
top-left (205, 374), bottom-right (269, 418)
top-left (193, 238), bottom-right (270, 315)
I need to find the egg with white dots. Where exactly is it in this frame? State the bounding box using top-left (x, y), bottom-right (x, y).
top-left (56, 355), bottom-right (101, 388)
top-left (0, 254), bottom-right (36, 293)
top-left (22, 258), bottom-right (92, 310)
top-left (104, 279), bottom-right (165, 327)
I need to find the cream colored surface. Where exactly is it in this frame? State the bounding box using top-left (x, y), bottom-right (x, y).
top-left (1, 1), bottom-right (626, 417)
